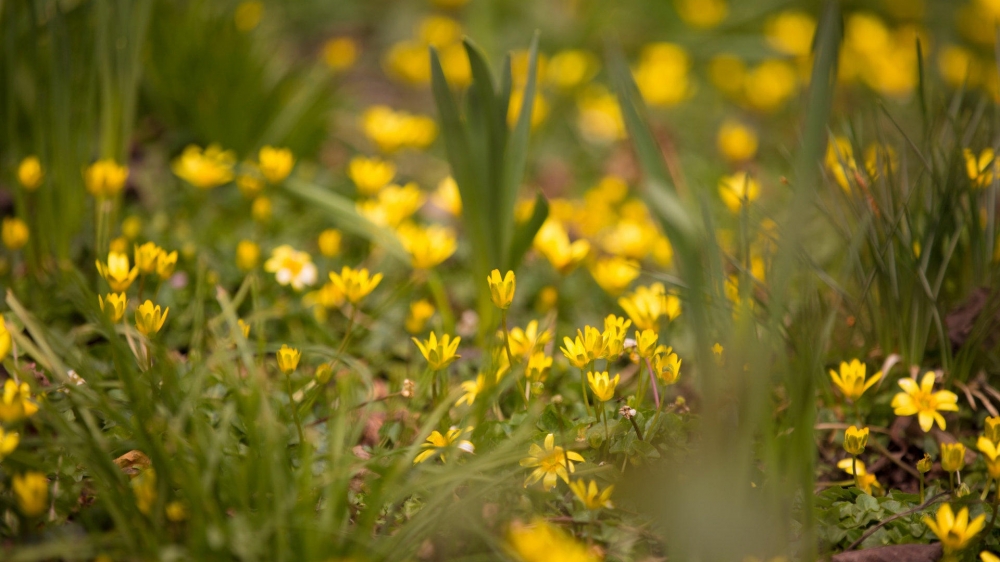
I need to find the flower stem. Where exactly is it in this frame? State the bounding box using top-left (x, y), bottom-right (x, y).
top-left (852, 455), bottom-right (860, 490)
top-left (500, 310), bottom-right (526, 411)
top-left (287, 374), bottom-right (305, 446)
top-left (580, 361), bottom-right (592, 417)
top-left (644, 358), bottom-right (660, 409)
top-left (919, 473), bottom-right (925, 504)
top-left (627, 415), bottom-right (644, 442)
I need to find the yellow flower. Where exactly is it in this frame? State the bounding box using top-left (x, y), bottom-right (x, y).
top-left (251, 196), bottom-right (272, 223)
top-left (356, 183), bottom-right (426, 228)
top-left (171, 144), bottom-right (235, 189)
top-left (525, 352), bottom-right (553, 382)
top-left (362, 106), bottom-right (437, 153)
top-left (488, 269), bottom-right (516, 310)
top-left (12, 472), bottom-right (48, 517)
top-left (837, 459), bottom-right (881, 495)
top-left (99, 293), bottom-right (128, 323)
top-left (507, 88), bottom-right (548, 129)
top-left (405, 300), bottom-right (435, 334)
top-left (546, 50), bottom-right (598, 91)
top-left (135, 300), bottom-right (168, 336)
top-left (276, 344), bottom-right (301, 375)
top-left (986, 416), bottom-right (1000, 444)
top-left (520, 434), bottom-right (585, 490)
top-left (236, 172), bottom-right (264, 197)
top-left (589, 256), bottom-right (640, 296)
top-left (413, 426), bottom-right (474, 464)
top-left (717, 120), bottom-right (758, 162)
top-left (508, 320), bottom-right (552, 359)
top-left (652, 346), bottom-right (682, 385)
top-left (576, 85), bottom-right (626, 143)
top-left (635, 329), bottom-right (658, 359)
top-left (121, 216), bottom-right (142, 240)
top-left (978, 436), bottom-right (1000, 479)
top-left (96, 251), bottom-right (139, 292)
top-left (674, 0), bottom-right (727, 29)
top-left (432, 176), bottom-right (462, 216)
top-left (828, 359), bottom-right (882, 401)
top-left (322, 37), bottom-right (357, 71)
top-left (237, 319), bottom-right (251, 338)
top-left (317, 229), bottom-right (342, 257)
top-left (743, 59), bottom-right (797, 112)
top-left (719, 172), bottom-right (760, 213)
top-left (328, 266), bottom-right (383, 304)
top-left (0, 427), bottom-right (19, 461)
top-left (315, 363), bottom-right (333, 384)
top-left (258, 146), bottom-right (294, 184)
top-left (236, 240), bottom-right (261, 271)
top-left (587, 371), bottom-right (620, 402)
top-left (891, 372), bottom-right (959, 432)
top-left (348, 156), bottom-right (396, 196)
top-left (634, 43), bottom-right (692, 107)
top-left (560, 334), bottom-right (590, 369)
top-left (843, 425), bottom-right (868, 456)
top-left (764, 10), bottom-right (817, 57)
top-left (965, 148), bottom-right (996, 189)
top-left (456, 374), bottom-right (486, 407)
top-left (602, 314), bottom-right (632, 359)
top-left (713, 342), bottom-right (724, 356)
top-left (412, 331), bottom-right (461, 370)
top-left (166, 500), bottom-right (189, 522)
top-left (17, 156), bottom-right (43, 190)
top-left (982, 552), bottom-right (1000, 562)
top-left (264, 245), bottom-right (318, 291)
top-left (156, 250), bottom-right (178, 279)
top-left (569, 479), bottom-right (614, 510)
top-left (941, 442), bottom-right (967, 473)
top-left (0, 379), bottom-right (37, 423)
top-left (397, 223), bottom-right (457, 270)
top-left (826, 135), bottom-right (857, 192)
top-left (923, 503), bottom-right (986, 553)
top-left (618, 282), bottom-right (680, 332)
top-left (234, 1), bottom-right (262, 31)
top-left (507, 518), bottom-right (600, 562)
top-left (132, 468), bottom-right (157, 515)
top-left (84, 159), bottom-right (129, 198)
top-left (533, 220), bottom-right (590, 274)
top-left (2, 217), bottom-right (29, 250)
top-left (134, 242), bottom-right (162, 275)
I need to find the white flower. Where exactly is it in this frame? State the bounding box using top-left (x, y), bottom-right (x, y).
top-left (264, 245), bottom-right (318, 291)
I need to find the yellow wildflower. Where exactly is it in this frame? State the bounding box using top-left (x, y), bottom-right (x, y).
top-left (546, 50), bottom-right (598, 90)
top-left (602, 314), bottom-right (632, 359)
top-left (236, 172), bottom-right (264, 197)
top-left (507, 88), bottom-right (548, 129)
top-left (17, 157), bottom-right (43, 190)
top-left (2, 218), bottom-right (29, 250)
top-left (96, 251), bottom-right (138, 292)
top-left (837, 459), bottom-right (881, 495)
top-left (719, 172), bottom-right (760, 213)
top-left (891, 372), bottom-right (959, 432)
top-left (132, 468), bottom-right (157, 515)
top-left (134, 242), bottom-right (162, 275)
top-left (843, 426), bottom-right (868, 456)
top-left (828, 359), bottom-right (882, 401)
top-left (569, 479), bottom-right (614, 510)
top-left (251, 196), bottom-right (272, 223)
top-left (166, 500), bottom-right (189, 522)
top-left (923, 503), bottom-right (985, 553)
top-left (348, 156), bottom-right (396, 196)
top-left (674, 0), bottom-right (728, 29)
top-left (322, 37), bottom-right (357, 71)
top-left (236, 240), bottom-right (261, 271)
top-left (397, 223), bottom-right (457, 270)
top-left (587, 371), bottom-right (619, 402)
top-left (618, 282), bottom-right (680, 332)
top-left (488, 269), bottom-right (516, 310)
top-left (508, 320), bottom-right (552, 359)
top-left (982, 551), bottom-right (1000, 562)
top-left (533, 220), bottom-right (590, 274)
top-left (965, 148), bottom-right (996, 189)
top-left (84, 159), bottom-right (129, 198)
top-left (0, 379), bottom-right (37, 423)
top-left (258, 146), bottom-right (294, 184)
top-left (264, 245), bottom-right (318, 291)
top-left (525, 352), bottom-right (553, 382)
top-left (978, 437), bottom-right (1000, 479)
top-left (237, 319), bottom-right (251, 338)
top-left (634, 43), bottom-right (692, 107)
top-left (405, 300), bottom-right (435, 334)
top-left (576, 85), bottom-right (626, 143)
top-left (652, 346), bottom-right (681, 385)
top-left (356, 183), bottom-right (426, 228)
top-left (765, 10), bottom-right (817, 57)
top-left (941, 442), bottom-right (967, 473)
top-left (635, 329), bottom-right (658, 359)
top-left (917, 453), bottom-right (933, 474)
top-left (362, 106), bottom-right (437, 153)
top-left (717, 120), bottom-right (759, 162)
top-left (328, 266), bottom-right (383, 304)
top-left (156, 250), bottom-right (178, 279)
top-left (432, 176), bottom-right (462, 216)
top-left (135, 300), bottom-right (169, 336)
top-left (456, 374), bottom-right (486, 407)
top-left (520, 433), bottom-right (585, 490)
top-left (99, 293), bottom-right (127, 323)
top-left (560, 326), bottom-right (606, 368)
top-left (12, 472), bottom-right (47, 517)
top-left (276, 345), bottom-right (301, 375)
top-left (0, 427), bottom-right (19, 461)
top-left (317, 229), bottom-right (342, 257)
top-left (507, 518), bottom-right (600, 562)
top-left (413, 426), bottom-right (474, 464)
top-left (826, 135), bottom-right (857, 191)
top-left (986, 416), bottom-right (1000, 444)
top-left (589, 256), bottom-right (640, 296)
top-left (234, 1), bottom-right (262, 31)
top-left (412, 331), bottom-right (461, 370)
top-left (743, 59), bottom-right (797, 112)
top-left (172, 145), bottom-right (235, 189)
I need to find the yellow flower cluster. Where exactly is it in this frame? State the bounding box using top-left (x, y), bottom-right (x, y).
top-left (383, 15), bottom-right (469, 87)
top-left (362, 106), bottom-right (437, 153)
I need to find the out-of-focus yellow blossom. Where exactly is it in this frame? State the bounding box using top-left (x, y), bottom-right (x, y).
top-left (826, 135), bottom-right (858, 191)
top-left (863, 144), bottom-right (897, 179)
top-left (634, 43), bottom-right (692, 107)
top-left (674, 0), bottom-right (727, 29)
top-left (719, 173), bottom-right (760, 213)
top-left (982, 552), bottom-right (1000, 562)
top-left (314, 363), bottom-right (333, 384)
top-left (134, 242), bottom-right (161, 275)
top-left (362, 106), bottom-right (437, 153)
top-left (600, 219), bottom-right (656, 261)
top-left (172, 145), bottom-right (235, 189)
top-left (985, 416), bottom-right (1000, 444)
top-left (0, 427), bottom-right (19, 461)
top-left (576, 85), bottom-right (626, 143)
top-left (433, 176), bottom-right (462, 216)
top-left (840, 13), bottom-right (920, 97)
top-left (383, 40), bottom-right (432, 85)
top-left (843, 426), bottom-right (868, 455)
top-left (546, 50), bottom-right (598, 90)
top-left (618, 282), bottom-right (680, 332)
top-left (329, 266), bottom-right (383, 304)
top-left (0, 315), bottom-right (9, 363)
top-left (569, 326), bottom-right (607, 366)
top-left (587, 371), bottom-right (619, 402)
top-left (525, 352), bottom-right (553, 381)
top-left (0, 379), bottom-right (38, 423)
top-left (348, 156), bottom-right (396, 196)
top-left (303, 281), bottom-right (346, 317)
top-left (2, 218), bottom-right (29, 251)
top-left (533, 220), bottom-right (590, 274)
top-left (510, 50), bottom-right (548, 88)
top-left (413, 426), bottom-right (474, 464)
top-left (891, 372), bottom-right (959, 432)
top-left (965, 148), bottom-right (996, 189)
top-left (569, 479), bottom-right (614, 510)
top-left (828, 359), bottom-right (882, 401)
top-left (121, 216), bottom-right (142, 240)
top-left (941, 442), bottom-right (967, 473)
top-left (318, 228), bottom-right (342, 257)
top-left (234, 1), bottom-right (262, 32)
top-left (924, 503), bottom-right (986, 554)
top-left (398, 223), bottom-right (457, 270)
top-left (635, 329), bottom-right (658, 359)
top-left (652, 345), bottom-right (681, 385)
top-left (258, 146), bottom-right (294, 184)
top-left (419, 14), bottom-right (462, 46)
top-left (717, 120), bottom-right (759, 163)
top-left (237, 172), bottom-right (264, 198)
top-left (437, 43), bottom-right (472, 89)
top-left (743, 60), bottom-right (797, 112)
top-left (251, 197), bottom-right (272, 223)
top-left (132, 468), bottom-right (157, 515)
top-left (837, 459), bottom-right (881, 495)
top-left (12, 472), bottom-right (47, 517)
top-left (357, 183), bottom-right (426, 228)
top-left (156, 250), bottom-right (177, 279)
top-left (17, 156), bottom-right (43, 190)
top-left (507, 518), bottom-right (600, 562)
top-left (110, 236), bottom-right (128, 254)
top-left (765, 10), bottom-right (816, 57)
top-left (507, 89), bottom-right (548, 129)
top-left (709, 54), bottom-right (747, 98)
top-left (99, 293), bottom-right (127, 323)
top-left (236, 240), bottom-right (260, 271)
top-left (276, 344), bottom-right (301, 375)
top-left (166, 500), bottom-right (189, 522)
top-left (237, 319), bottom-right (251, 338)
top-left (457, 374), bottom-right (486, 407)
top-left (322, 37), bottom-right (357, 71)
top-left (264, 245), bottom-right (318, 291)
top-left (96, 251), bottom-right (139, 292)
top-left (488, 269), bottom-right (516, 310)
top-left (413, 331), bottom-right (461, 370)
top-left (713, 342), bottom-right (724, 356)
top-left (560, 331), bottom-right (591, 369)
top-left (938, 45), bottom-right (981, 88)
top-left (135, 300), bottom-right (168, 336)
top-left (978, 437), bottom-right (1000, 478)
top-left (85, 159), bottom-right (129, 198)
top-left (602, 314), bottom-right (632, 359)
top-left (406, 300), bottom-right (435, 334)
top-left (520, 433), bottom-right (585, 490)
top-left (590, 256), bottom-right (640, 296)
top-left (535, 285), bottom-right (558, 314)
top-left (508, 320), bottom-right (552, 359)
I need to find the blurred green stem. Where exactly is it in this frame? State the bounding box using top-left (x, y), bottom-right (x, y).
top-left (286, 373), bottom-right (305, 447)
top-left (426, 271), bottom-right (455, 336)
top-left (581, 361), bottom-right (593, 417)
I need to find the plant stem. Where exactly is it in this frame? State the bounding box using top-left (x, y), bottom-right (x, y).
top-left (580, 363), bottom-right (592, 417)
top-left (287, 374), bottom-right (305, 447)
top-left (852, 455), bottom-right (860, 490)
top-left (627, 415), bottom-right (644, 442)
top-left (500, 310), bottom-right (526, 411)
top-left (644, 358), bottom-right (660, 409)
top-left (919, 473), bottom-right (925, 504)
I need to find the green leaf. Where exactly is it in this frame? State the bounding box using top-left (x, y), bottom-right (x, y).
top-left (506, 191), bottom-right (549, 271)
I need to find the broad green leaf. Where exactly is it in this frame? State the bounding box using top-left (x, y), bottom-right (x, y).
top-left (506, 191), bottom-right (549, 272)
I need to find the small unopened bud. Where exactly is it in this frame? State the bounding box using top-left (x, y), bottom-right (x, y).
top-left (916, 453), bottom-right (933, 474)
top-left (315, 364), bottom-right (333, 384)
top-left (619, 406), bottom-right (636, 420)
top-left (401, 379), bottom-right (415, 398)
top-left (957, 482), bottom-right (971, 498)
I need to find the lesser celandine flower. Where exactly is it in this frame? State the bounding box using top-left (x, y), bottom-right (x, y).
top-left (982, 552), bottom-right (1000, 562)
top-left (569, 479), bottom-right (614, 510)
top-left (652, 346), bottom-right (681, 385)
top-left (589, 256), bottom-right (640, 296)
top-left (237, 319), bottom-right (250, 338)
top-left (156, 250), bottom-right (178, 279)
top-left (891, 372), bottom-right (959, 432)
top-left (96, 251), bottom-right (139, 292)
top-left (348, 156), bottom-right (396, 196)
top-left (559, 332), bottom-right (590, 369)
top-left (525, 352), bottom-right (552, 382)
top-left (765, 10), bottom-right (816, 57)
top-left (828, 359), bottom-right (882, 401)
top-left (602, 315), bottom-right (631, 358)
top-left (135, 300), bottom-right (169, 336)
top-left (965, 148), bottom-right (996, 188)
top-left (843, 426), bottom-right (868, 455)
top-left (317, 228), bottom-right (342, 257)
top-left (258, 146), bottom-right (294, 184)
top-left (2, 218), bottom-right (29, 250)
top-left (329, 266), bottom-right (382, 304)
top-left (576, 84), bottom-right (626, 143)
top-left (236, 240), bottom-right (261, 271)
top-left (508, 320), bottom-right (552, 359)
top-left (546, 49), bottom-right (598, 91)
top-left (520, 433), bottom-right (585, 490)
top-left (533, 220), bottom-right (590, 274)
top-left (0, 427), bottom-right (19, 461)
top-left (456, 374), bottom-right (486, 407)
top-left (0, 379), bottom-right (37, 423)
top-left (940, 442), bottom-right (967, 473)
top-left (276, 345), bottom-right (301, 375)
top-left (356, 183), bottom-right (426, 227)
top-left (322, 37), bottom-right (357, 71)
top-left (825, 135), bottom-right (857, 192)
top-left (923, 503), bottom-right (985, 553)
top-left (84, 159), bottom-right (128, 198)
top-left (985, 416), bottom-right (1000, 444)
top-left (488, 269), bottom-right (516, 310)
top-left (635, 329), bottom-right (659, 359)
top-left (132, 468), bottom-right (157, 515)
top-left (251, 196), bottom-right (272, 223)
top-left (718, 172), bottom-right (761, 213)
top-left (433, 176), bottom-right (462, 216)
top-left (264, 245), bottom-right (318, 291)
top-left (398, 223), bottom-right (457, 270)
top-left (134, 242), bottom-right (161, 274)
top-left (977, 437), bottom-right (1000, 478)
top-left (618, 282), bottom-right (680, 332)
top-left (361, 105), bottom-right (437, 153)
top-left (743, 59), bottom-right (798, 112)
top-left (237, 172), bottom-right (264, 197)
top-left (633, 43), bottom-right (692, 107)
top-left (171, 144), bottom-right (235, 189)
top-left (717, 120), bottom-right (758, 162)
top-left (587, 371), bottom-right (619, 402)
top-left (17, 156), bottom-right (43, 190)
top-left (917, 453), bottom-right (933, 474)
top-left (0, 315), bottom-right (11, 363)
top-left (413, 426), bottom-right (474, 464)
top-left (99, 293), bottom-right (127, 323)
top-left (837, 459), bottom-right (881, 495)
top-left (12, 472), bottom-right (47, 517)
top-left (413, 331), bottom-right (460, 370)
top-left (507, 518), bottom-right (600, 562)
top-left (405, 300), bottom-right (435, 334)
top-left (674, 0), bottom-right (728, 29)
